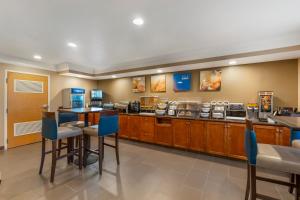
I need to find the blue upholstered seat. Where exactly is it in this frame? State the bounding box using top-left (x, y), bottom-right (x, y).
top-left (83, 115), bottom-right (119, 137)
top-left (58, 112), bottom-right (85, 128)
top-left (42, 114), bottom-right (82, 140)
top-left (244, 128), bottom-right (300, 174)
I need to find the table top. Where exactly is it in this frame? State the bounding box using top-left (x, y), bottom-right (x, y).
top-left (58, 107), bottom-right (104, 113)
top-left (270, 116), bottom-right (300, 129)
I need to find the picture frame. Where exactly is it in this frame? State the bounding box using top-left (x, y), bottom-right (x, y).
top-left (150, 74), bottom-right (166, 92)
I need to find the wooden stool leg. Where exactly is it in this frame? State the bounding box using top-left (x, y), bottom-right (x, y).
top-left (83, 134), bottom-right (88, 167)
top-left (102, 137), bottom-right (104, 160)
top-left (296, 174), bottom-right (300, 200)
top-left (70, 137), bottom-right (74, 163)
top-left (67, 138), bottom-right (71, 164)
top-left (57, 139), bottom-right (62, 157)
top-left (115, 132), bottom-right (120, 165)
top-left (98, 136), bottom-right (103, 175)
top-left (290, 174), bottom-right (295, 194)
top-left (78, 135), bottom-right (83, 170)
top-left (245, 163), bottom-right (250, 200)
top-left (39, 137), bottom-right (46, 174)
top-left (50, 140), bottom-right (57, 183)
top-left (250, 165), bottom-right (256, 200)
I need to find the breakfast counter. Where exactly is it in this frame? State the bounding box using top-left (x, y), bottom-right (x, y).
top-left (117, 113), bottom-right (291, 160)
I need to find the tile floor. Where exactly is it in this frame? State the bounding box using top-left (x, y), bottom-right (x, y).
top-left (0, 139), bottom-right (295, 200)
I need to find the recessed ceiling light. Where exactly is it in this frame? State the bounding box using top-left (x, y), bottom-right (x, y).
top-left (33, 55), bottom-right (42, 60)
top-left (67, 42), bottom-right (77, 48)
top-left (157, 69), bottom-right (163, 73)
top-left (132, 17), bottom-right (144, 26)
top-left (229, 60), bottom-right (237, 65)
top-left (112, 75), bottom-right (117, 78)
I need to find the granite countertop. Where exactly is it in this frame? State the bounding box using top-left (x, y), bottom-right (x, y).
top-left (119, 112), bottom-right (282, 126)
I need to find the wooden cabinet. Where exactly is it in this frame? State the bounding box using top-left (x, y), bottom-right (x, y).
top-left (119, 115), bottom-right (129, 138)
top-left (140, 116), bottom-right (155, 142)
top-left (277, 127), bottom-right (291, 146)
top-left (189, 121), bottom-right (206, 152)
top-left (254, 125), bottom-right (278, 145)
top-left (128, 115), bottom-right (141, 140)
top-left (206, 122), bottom-right (226, 156)
top-left (227, 123), bottom-right (246, 159)
top-left (172, 119), bottom-right (190, 149)
top-left (253, 125), bottom-right (291, 146)
top-left (94, 113), bottom-right (100, 124)
top-left (115, 114), bottom-right (291, 160)
top-left (155, 118), bottom-right (173, 146)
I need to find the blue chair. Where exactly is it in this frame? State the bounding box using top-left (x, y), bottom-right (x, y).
top-left (83, 110), bottom-right (119, 175)
top-left (57, 112), bottom-right (86, 157)
top-left (289, 130), bottom-right (300, 193)
top-left (39, 112), bottom-right (83, 182)
top-left (244, 119), bottom-right (300, 200)
top-left (58, 112), bottom-right (85, 128)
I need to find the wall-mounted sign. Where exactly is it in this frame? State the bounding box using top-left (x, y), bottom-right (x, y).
top-left (132, 76), bottom-right (145, 93)
top-left (151, 74), bottom-right (166, 92)
top-left (173, 73), bottom-right (191, 91)
top-left (199, 70), bottom-right (222, 91)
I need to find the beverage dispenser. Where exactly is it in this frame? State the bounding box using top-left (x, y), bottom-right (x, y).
top-left (62, 88), bottom-right (85, 108)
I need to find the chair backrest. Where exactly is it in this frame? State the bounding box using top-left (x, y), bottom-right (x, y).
top-left (98, 110), bottom-right (119, 136)
top-left (58, 112), bottom-right (79, 125)
top-left (42, 112), bottom-right (58, 140)
top-left (244, 119), bottom-right (258, 165)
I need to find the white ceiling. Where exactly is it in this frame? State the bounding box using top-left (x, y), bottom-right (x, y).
top-left (0, 0), bottom-right (300, 74)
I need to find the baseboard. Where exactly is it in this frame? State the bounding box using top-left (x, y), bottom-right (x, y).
top-left (0, 146), bottom-right (4, 151)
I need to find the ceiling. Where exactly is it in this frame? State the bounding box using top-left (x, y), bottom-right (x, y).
top-left (1, 0), bottom-right (300, 76)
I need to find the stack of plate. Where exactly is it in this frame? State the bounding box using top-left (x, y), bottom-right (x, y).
top-left (200, 103), bottom-right (211, 118)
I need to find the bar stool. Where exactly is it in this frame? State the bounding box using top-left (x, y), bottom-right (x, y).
top-left (83, 110), bottom-right (119, 175)
top-left (244, 119), bottom-right (300, 200)
top-left (57, 112), bottom-right (86, 156)
top-left (290, 139), bottom-right (300, 193)
top-left (39, 112), bottom-right (83, 182)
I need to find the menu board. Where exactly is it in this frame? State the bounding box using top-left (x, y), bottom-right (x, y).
top-left (173, 73), bottom-right (192, 91)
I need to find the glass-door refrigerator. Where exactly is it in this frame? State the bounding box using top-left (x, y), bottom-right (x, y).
top-left (62, 88), bottom-right (85, 108)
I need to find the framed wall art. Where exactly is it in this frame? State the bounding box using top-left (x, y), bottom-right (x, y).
top-left (199, 70), bottom-right (221, 91)
top-left (150, 74), bottom-right (166, 92)
top-left (173, 73), bottom-right (191, 91)
top-left (132, 76), bottom-right (146, 93)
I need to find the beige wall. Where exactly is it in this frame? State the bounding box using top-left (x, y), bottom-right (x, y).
top-left (298, 59), bottom-right (300, 109)
top-left (98, 59), bottom-right (298, 108)
top-left (0, 63), bottom-right (98, 147)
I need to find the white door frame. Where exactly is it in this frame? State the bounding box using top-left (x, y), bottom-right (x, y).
top-left (4, 70), bottom-right (50, 150)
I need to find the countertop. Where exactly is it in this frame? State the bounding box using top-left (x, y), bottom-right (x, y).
top-left (119, 112), bottom-right (283, 127)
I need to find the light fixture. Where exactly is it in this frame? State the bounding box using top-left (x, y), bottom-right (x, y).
top-left (67, 42), bottom-right (77, 48)
top-left (112, 75), bottom-right (117, 78)
top-left (157, 69), bottom-right (163, 73)
top-left (132, 17), bottom-right (144, 26)
top-left (229, 60), bottom-right (237, 65)
top-left (33, 55), bottom-right (42, 60)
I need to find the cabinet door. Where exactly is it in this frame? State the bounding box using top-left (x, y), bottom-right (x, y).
top-left (128, 116), bottom-right (141, 140)
top-left (140, 116), bottom-right (155, 142)
top-left (88, 113), bottom-right (94, 124)
top-left (119, 115), bottom-right (129, 138)
top-left (94, 113), bottom-right (100, 125)
top-left (278, 127), bottom-right (291, 146)
top-left (155, 125), bottom-right (173, 146)
top-left (206, 122), bottom-right (226, 156)
top-left (254, 125), bottom-right (278, 145)
top-left (172, 119), bottom-right (190, 149)
top-left (227, 123), bottom-right (246, 160)
top-left (189, 121), bottom-right (206, 152)
top-left (78, 114), bottom-right (85, 121)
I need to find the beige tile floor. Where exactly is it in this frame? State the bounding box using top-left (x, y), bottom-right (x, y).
top-left (0, 139), bottom-right (295, 200)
